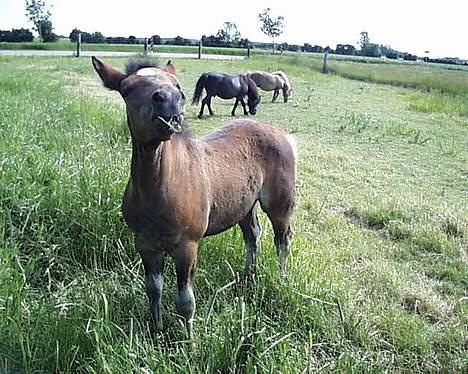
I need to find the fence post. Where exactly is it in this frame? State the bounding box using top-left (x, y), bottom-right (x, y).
top-left (144, 38), bottom-right (148, 55)
top-left (198, 39), bottom-right (202, 59)
top-left (247, 45), bottom-right (250, 58)
top-left (76, 32), bottom-right (81, 57)
top-left (321, 50), bottom-right (329, 74)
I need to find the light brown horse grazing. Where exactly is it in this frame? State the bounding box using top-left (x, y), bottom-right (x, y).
top-left (247, 70), bottom-right (293, 103)
top-left (91, 57), bottom-right (296, 337)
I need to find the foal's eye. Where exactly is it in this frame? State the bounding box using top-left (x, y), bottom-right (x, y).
top-left (152, 91), bottom-right (164, 103)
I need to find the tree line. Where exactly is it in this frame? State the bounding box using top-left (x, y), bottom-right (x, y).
top-left (2, 1), bottom-right (465, 66)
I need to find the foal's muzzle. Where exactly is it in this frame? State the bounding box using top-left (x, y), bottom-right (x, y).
top-left (156, 114), bottom-right (184, 134)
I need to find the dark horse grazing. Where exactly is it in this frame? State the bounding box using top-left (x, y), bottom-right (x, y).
top-left (192, 72), bottom-right (261, 118)
top-left (92, 57), bottom-right (296, 338)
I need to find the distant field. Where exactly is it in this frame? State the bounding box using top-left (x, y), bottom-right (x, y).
top-left (0, 55), bottom-right (466, 373)
top-left (254, 54), bottom-right (468, 116)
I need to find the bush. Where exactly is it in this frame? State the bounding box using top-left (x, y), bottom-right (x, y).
top-left (361, 43), bottom-right (382, 58)
top-left (335, 44), bottom-right (356, 55)
top-left (0, 28), bottom-right (34, 42)
top-left (302, 44), bottom-right (323, 53)
top-left (386, 50), bottom-right (399, 59)
top-left (403, 54), bottom-right (418, 61)
top-left (70, 29), bottom-right (106, 44)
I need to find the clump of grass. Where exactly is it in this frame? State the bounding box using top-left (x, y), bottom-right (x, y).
top-left (408, 92), bottom-right (468, 117)
top-left (364, 207), bottom-right (408, 229)
top-left (337, 112), bottom-right (379, 134)
top-left (442, 217), bottom-right (465, 238)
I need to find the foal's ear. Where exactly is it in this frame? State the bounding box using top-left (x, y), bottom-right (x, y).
top-left (162, 59), bottom-right (177, 76)
top-left (91, 56), bottom-right (126, 92)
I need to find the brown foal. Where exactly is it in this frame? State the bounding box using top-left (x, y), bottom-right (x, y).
top-left (92, 57), bottom-right (296, 337)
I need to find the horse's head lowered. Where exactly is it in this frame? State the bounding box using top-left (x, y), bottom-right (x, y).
top-left (246, 76), bottom-right (261, 115)
top-left (92, 57), bottom-right (186, 143)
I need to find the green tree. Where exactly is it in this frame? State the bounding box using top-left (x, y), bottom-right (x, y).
top-left (39, 19), bottom-right (57, 42)
top-left (258, 8), bottom-right (285, 53)
top-left (25, 0), bottom-right (52, 42)
top-left (217, 22), bottom-right (241, 45)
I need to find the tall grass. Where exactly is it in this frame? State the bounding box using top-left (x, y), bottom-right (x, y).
top-left (0, 56), bottom-right (466, 372)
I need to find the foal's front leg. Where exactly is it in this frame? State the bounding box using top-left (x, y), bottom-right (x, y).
top-left (173, 241), bottom-right (198, 339)
top-left (137, 237), bottom-right (165, 329)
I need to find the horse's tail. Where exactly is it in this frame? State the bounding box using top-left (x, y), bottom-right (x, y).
top-left (192, 74), bottom-right (207, 105)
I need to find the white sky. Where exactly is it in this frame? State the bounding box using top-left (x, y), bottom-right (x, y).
top-left (1, 0), bottom-right (467, 59)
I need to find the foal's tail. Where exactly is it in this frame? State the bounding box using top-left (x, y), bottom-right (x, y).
top-left (286, 135), bottom-right (298, 164)
top-left (192, 74), bottom-right (207, 105)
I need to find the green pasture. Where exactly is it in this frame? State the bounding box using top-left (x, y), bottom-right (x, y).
top-left (0, 54), bottom-right (466, 373)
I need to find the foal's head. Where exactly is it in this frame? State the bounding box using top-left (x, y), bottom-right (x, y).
top-left (92, 57), bottom-right (186, 143)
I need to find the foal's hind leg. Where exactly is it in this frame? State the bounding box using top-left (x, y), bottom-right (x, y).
top-left (273, 221), bottom-right (293, 273)
top-left (260, 193), bottom-right (295, 273)
top-left (239, 204), bottom-right (262, 273)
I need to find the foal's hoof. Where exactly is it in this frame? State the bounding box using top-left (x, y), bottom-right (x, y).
top-left (197, 114), bottom-right (203, 119)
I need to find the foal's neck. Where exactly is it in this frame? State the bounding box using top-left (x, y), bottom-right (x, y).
top-left (130, 136), bottom-right (187, 193)
top-left (130, 138), bottom-right (166, 192)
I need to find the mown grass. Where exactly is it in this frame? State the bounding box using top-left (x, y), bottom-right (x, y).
top-left (0, 55), bottom-right (467, 373)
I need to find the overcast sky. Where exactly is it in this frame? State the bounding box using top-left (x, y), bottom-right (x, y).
top-left (1, 0), bottom-right (467, 59)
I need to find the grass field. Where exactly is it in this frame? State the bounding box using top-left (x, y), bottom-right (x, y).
top-left (0, 54), bottom-right (467, 373)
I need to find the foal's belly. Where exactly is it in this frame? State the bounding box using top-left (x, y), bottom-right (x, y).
top-left (203, 190), bottom-right (259, 236)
